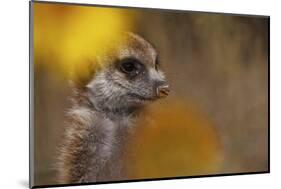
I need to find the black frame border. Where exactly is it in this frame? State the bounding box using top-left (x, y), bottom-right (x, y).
top-left (29, 0), bottom-right (270, 188)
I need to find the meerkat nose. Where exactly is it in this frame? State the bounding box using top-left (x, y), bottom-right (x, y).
top-left (157, 85), bottom-right (170, 98)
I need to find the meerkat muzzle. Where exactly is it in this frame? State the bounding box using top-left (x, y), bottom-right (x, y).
top-left (157, 85), bottom-right (170, 98)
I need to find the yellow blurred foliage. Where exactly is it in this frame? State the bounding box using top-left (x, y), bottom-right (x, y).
top-left (127, 100), bottom-right (224, 178)
top-left (33, 2), bottom-right (135, 77)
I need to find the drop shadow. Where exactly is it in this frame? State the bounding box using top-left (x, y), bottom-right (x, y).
top-left (18, 180), bottom-right (29, 188)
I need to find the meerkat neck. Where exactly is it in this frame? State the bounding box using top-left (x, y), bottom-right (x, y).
top-left (60, 104), bottom-right (136, 182)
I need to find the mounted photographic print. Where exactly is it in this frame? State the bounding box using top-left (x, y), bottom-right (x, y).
top-left (29, 1), bottom-right (269, 188)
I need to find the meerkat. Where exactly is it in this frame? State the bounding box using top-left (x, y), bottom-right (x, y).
top-left (57, 33), bottom-right (169, 184)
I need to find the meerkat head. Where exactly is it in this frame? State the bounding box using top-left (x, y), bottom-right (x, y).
top-left (72, 33), bottom-right (169, 114)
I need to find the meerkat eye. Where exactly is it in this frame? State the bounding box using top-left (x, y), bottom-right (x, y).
top-left (121, 62), bottom-right (136, 73)
top-left (119, 58), bottom-right (143, 75)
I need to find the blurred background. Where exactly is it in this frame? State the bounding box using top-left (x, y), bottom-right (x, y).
top-left (33, 2), bottom-right (268, 186)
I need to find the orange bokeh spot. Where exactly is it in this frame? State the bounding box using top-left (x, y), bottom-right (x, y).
top-left (127, 99), bottom-right (224, 178)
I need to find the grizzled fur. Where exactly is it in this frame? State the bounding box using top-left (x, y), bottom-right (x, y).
top-left (57, 33), bottom-right (167, 183)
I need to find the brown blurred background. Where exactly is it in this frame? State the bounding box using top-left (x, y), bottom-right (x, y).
top-left (33, 2), bottom-right (268, 186)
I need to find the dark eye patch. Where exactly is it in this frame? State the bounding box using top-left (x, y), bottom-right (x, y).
top-left (119, 58), bottom-right (145, 77)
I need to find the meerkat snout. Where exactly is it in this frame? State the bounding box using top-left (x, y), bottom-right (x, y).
top-left (157, 84), bottom-right (170, 98)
